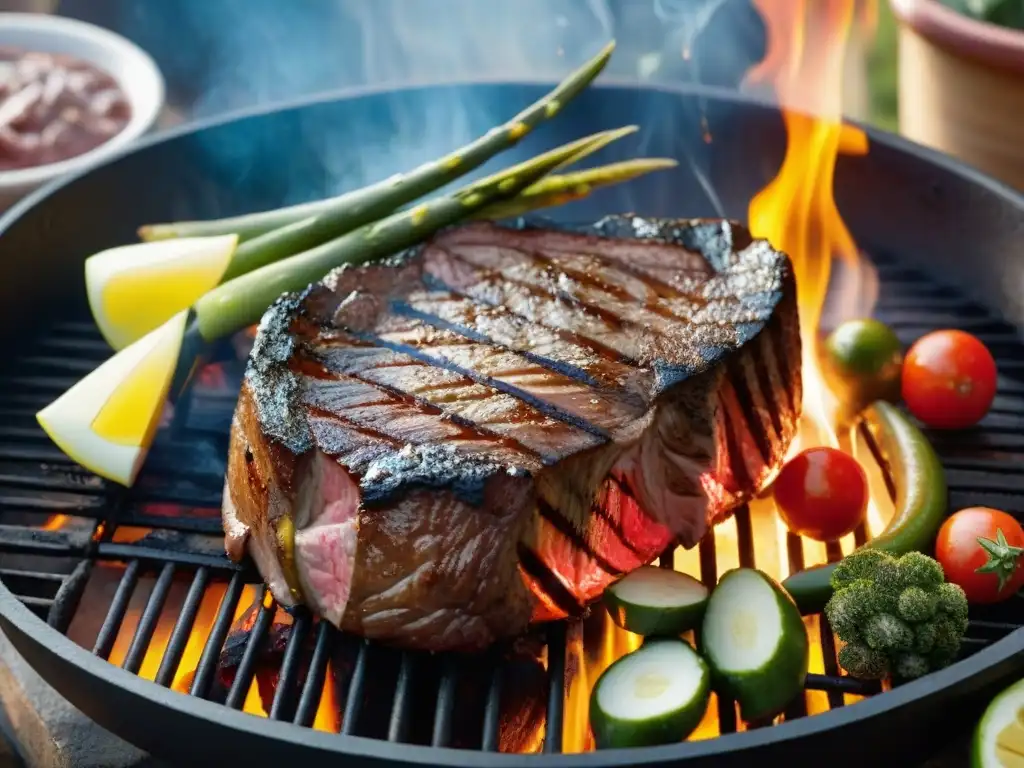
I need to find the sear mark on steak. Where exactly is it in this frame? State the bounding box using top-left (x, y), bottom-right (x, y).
top-left (222, 215), bottom-right (802, 651)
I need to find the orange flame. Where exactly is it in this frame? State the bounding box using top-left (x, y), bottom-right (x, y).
top-left (41, 514), bottom-right (69, 531)
top-left (747, 0), bottom-right (889, 553)
top-left (562, 0), bottom-right (889, 749)
top-left (748, 0), bottom-right (875, 449)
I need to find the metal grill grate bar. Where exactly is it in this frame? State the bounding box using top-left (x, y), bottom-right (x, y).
top-left (269, 611), bottom-right (312, 722)
top-left (122, 563), bottom-right (175, 674)
top-left (92, 560), bottom-right (141, 661)
top-left (340, 641), bottom-right (369, 736)
top-left (224, 589), bottom-right (275, 710)
top-left (543, 621), bottom-right (567, 753)
top-left (431, 657), bottom-right (459, 747)
top-left (294, 621), bottom-right (334, 728)
top-left (481, 665), bottom-right (503, 752)
top-left (189, 571), bottom-right (245, 698)
top-left (387, 654), bottom-right (417, 742)
top-left (155, 567), bottom-right (210, 687)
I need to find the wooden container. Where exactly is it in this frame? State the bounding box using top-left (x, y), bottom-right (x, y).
top-left (891, 0), bottom-right (1024, 190)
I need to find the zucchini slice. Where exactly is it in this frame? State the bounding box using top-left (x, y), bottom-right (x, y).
top-left (603, 566), bottom-right (709, 636)
top-left (700, 568), bottom-right (809, 721)
top-left (590, 638), bottom-right (711, 748)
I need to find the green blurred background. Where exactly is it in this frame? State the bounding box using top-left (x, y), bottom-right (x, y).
top-left (868, 1), bottom-right (900, 132)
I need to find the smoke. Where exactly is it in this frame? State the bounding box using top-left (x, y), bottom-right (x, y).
top-left (111, 0), bottom-right (761, 112)
top-left (97, 0), bottom-right (766, 208)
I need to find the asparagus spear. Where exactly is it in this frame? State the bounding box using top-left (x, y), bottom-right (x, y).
top-left (218, 123), bottom-right (637, 282)
top-left (192, 130), bottom-right (610, 341)
top-left (138, 41), bottom-right (616, 258)
top-left (474, 158), bottom-right (677, 220)
top-left (139, 116), bottom-right (634, 247)
top-left (85, 127), bottom-right (650, 354)
top-left (139, 196), bottom-right (342, 243)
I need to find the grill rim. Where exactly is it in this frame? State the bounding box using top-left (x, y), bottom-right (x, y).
top-left (2, 584), bottom-right (1022, 767)
top-left (1, 77), bottom-right (1022, 239)
top-left (0, 81), bottom-right (1022, 765)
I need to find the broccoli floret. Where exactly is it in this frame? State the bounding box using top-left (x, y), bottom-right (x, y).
top-left (824, 549), bottom-right (969, 684)
top-left (897, 586), bottom-right (938, 623)
top-left (837, 642), bottom-right (889, 680)
top-left (931, 614), bottom-right (963, 661)
top-left (913, 623), bottom-right (937, 655)
top-left (825, 579), bottom-right (873, 641)
top-left (862, 613), bottom-right (913, 652)
top-left (936, 582), bottom-right (970, 633)
top-left (894, 653), bottom-right (930, 680)
top-left (831, 549), bottom-right (892, 590)
top-left (896, 551), bottom-right (945, 589)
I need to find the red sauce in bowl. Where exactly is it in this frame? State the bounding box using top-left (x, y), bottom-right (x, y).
top-left (0, 47), bottom-right (133, 172)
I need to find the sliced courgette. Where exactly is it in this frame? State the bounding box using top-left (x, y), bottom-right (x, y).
top-left (603, 566), bottom-right (709, 636)
top-left (700, 568), bottom-right (809, 721)
top-left (973, 677), bottom-right (1024, 767)
top-left (590, 638), bottom-right (711, 749)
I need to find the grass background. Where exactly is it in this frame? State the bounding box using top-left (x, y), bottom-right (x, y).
top-left (867, 0), bottom-right (900, 132)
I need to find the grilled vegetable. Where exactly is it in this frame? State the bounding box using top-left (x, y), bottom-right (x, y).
top-left (589, 638), bottom-right (711, 748)
top-left (825, 549), bottom-right (968, 681)
top-left (217, 125), bottom-right (637, 283)
top-left (773, 446), bottom-right (868, 542)
top-left (37, 131), bottom-right (596, 487)
top-left (603, 566), bottom-right (709, 636)
top-left (973, 677), bottom-right (1024, 768)
top-left (473, 158), bottom-right (677, 221)
top-left (700, 568), bottom-right (808, 721)
top-left (782, 400), bottom-right (949, 614)
top-left (902, 329), bottom-right (997, 430)
top-left (138, 41), bottom-right (617, 247)
top-left (91, 148), bottom-right (671, 351)
top-left (192, 129), bottom-right (623, 341)
top-left (822, 318), bottom-right (902, 417)
top-left (936, 507), bottom-right (1024, 604)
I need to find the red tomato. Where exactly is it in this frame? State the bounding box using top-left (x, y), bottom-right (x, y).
top-left (773, 447), bottom-right (868, 542)
top-left (935, 507), bottom-right (1024, 604)
top-left (901, 330), bottom-right (997, 429)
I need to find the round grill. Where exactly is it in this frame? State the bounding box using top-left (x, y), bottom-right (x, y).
top-left (0, 83), bottom-right (1021, 768)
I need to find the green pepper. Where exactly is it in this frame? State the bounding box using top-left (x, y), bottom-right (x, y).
top-left (781, 401), bottom-right (949, 614)
top-left (821, 319), bottom-right (903, 420)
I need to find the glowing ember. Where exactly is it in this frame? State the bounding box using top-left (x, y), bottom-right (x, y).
top-left (41, 514), bottom-right (69, 531)
top-left (67, 565), bottom-right (339, 732)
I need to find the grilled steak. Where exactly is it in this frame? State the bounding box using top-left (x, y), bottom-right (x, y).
top-left (222, 216), bottom-right (802, 651)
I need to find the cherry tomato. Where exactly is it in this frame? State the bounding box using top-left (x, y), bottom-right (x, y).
top-left (935, 507), bottom-right (1024, 604)
top-left (901, 330), bottom-right (997, 430)
top-left (773, 447), bottom-right (868, 542)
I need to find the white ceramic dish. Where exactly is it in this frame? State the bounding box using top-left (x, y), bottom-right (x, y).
top-left (0, 13), bottom-right (165, 207)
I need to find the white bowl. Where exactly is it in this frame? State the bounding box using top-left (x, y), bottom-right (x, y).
top-left (0, 13), bottom-right (165, 206)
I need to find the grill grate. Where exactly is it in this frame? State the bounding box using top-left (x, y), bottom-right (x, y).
top-left (1, 250), bottom-right (1023, 755)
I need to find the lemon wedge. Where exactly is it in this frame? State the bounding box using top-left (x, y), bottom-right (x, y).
top-left (86, 234), bottom-right (237, 351)
top-left (974, 677), bottom-right (1024, 767)
top-left (36, 311), bottom-right (189, 486)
